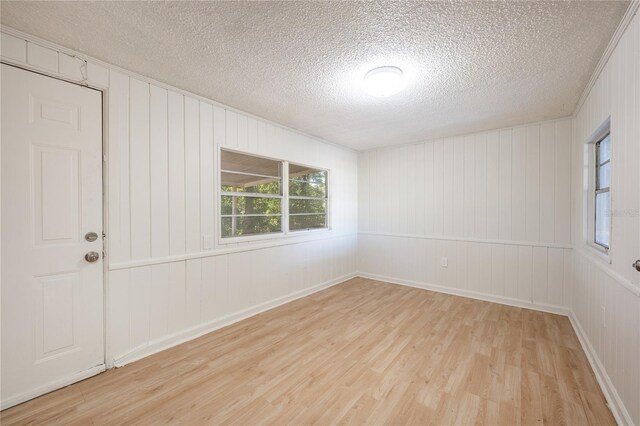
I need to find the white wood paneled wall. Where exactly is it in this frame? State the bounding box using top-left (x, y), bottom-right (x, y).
top-left (358, 119), bottom-right (573, 308)
top-left (570, 10), bottom-right (640, 426)
top-left (359, 235), bottom-right (572, 309)
top-left (1, 29), bottom-right (358, 365)
top-left (358, 119), bottom-right (572, 244)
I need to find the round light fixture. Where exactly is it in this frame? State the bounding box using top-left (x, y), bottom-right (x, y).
top-left (363, 66), bottom-right (405, 97)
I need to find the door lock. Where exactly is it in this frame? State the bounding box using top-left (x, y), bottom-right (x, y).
top-left (85, 232), bottom-right (99, 242)
top-left (633, 260), bottom-right (640, 272)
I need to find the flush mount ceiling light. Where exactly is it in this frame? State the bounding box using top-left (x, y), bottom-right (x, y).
top-left (362, 66), bottom-right (405, 97)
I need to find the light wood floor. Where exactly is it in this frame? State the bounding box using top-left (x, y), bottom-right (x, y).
top-left (2, 278), bottom-right (614, 425)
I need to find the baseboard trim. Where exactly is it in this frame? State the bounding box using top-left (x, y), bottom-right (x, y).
top-left (357, 272), bottom-right (569, 316)
top-left (113, 272), bottom-right (358, 367)
top-left (568, 310), bottom-right (633, 426)
top-left (0, 364), bottom-right (106, 411)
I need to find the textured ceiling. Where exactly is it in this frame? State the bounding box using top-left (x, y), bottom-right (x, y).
top-left (0, 1), bottom-right (629, 150)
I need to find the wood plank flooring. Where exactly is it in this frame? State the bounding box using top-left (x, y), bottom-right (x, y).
top-left (1, 278), bottom-right (614, 425)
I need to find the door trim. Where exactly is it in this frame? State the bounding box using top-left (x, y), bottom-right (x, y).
top-left (0, 62), bottom-right (109, 409)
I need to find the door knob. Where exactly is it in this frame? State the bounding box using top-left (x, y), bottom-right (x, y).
top-left (85, 251), bottom-right (100, 263)
top-left (633, 260), bottom-right (640, 272)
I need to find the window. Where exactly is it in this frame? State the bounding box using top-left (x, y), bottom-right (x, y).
top-left (219, 149), bottom-right (329, 240)
top-left (594, 132), bottom-right (611, 249)
top-left (289, 164), bottom-right (328, 231)
top-left (220, 150), bottom-right (283, 238)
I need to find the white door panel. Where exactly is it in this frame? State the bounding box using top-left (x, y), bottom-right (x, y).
top-left (1, 64), bottom-right (104, 408)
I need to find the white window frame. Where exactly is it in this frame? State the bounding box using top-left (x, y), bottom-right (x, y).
top-left (288, 161), bottom-right (330, 233)
top-left (217, 146), bottom-right (331, 244)
top-left (584, 119), bottom-right (612, 262)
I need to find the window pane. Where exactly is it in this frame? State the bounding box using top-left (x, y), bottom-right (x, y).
top-left (289, 198), bottom-right (326, 214)
top-left (289, 214), bottom-right (327, 231)
top-left (221, 216), bottom-right (282, 238)
top-left (221, 150), bottom-right (281, 177)
top-left (221, 196), bottom-right (281, 216)
top-left (221, 172), bottom-right (281, 195)
top-left (597, 162), bottom-right (610, 189)
top-left (598, 134), bottom-right (611, 163)
top-left (289, 180), bottom-right (327, 197)
top-left (289, 164), bottom-right (327, 197)
top-left (595, 191), bottom-right (610, 247)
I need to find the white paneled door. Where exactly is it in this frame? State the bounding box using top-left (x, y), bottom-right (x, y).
top-left (1, 64), bottom-right (104, 409)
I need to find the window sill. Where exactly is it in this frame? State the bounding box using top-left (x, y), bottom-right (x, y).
top-left (218, 227), bottom-right (331, 245)
top-left (583, 242), bottom-right (611, 265)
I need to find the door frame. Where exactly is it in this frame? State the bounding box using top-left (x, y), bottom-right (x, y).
top-left (0, 61), bottom-right (111, 388)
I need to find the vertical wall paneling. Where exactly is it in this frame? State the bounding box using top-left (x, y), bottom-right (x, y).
top-left (453, 138), bottom-right (465, 237)
top-left (107, 269), bottom-right (130, 357)
top-left (539, 122), bottom-right (556, 243)
top-left (358, 151), bottom-right (369, 232)
top-left (199, 102), bottom-right (214, 249)
top-left (547, 248), bottom-right (564, 306)
top-left (498, 130), bottom-right (513, 240)
top-left (433, 140), bottom-right (444, 236)
top-left (168, 92), bottom-right (186, 256)
top-left (474, 133), bottom-right (487, 239)
top-left (421, 143), bottom-right (431, 235)
top-left (555, 120), bottom-right (572, 245)
top-left (167, 262), bottom-right (187, 335)
top-left (490, 244), bottom-right (505, 297)
top-left (358, 123), bottom-right (570, 241)
top-left (358, 119), bottom-right (574, 311)
top-left (406, 145), bottom-right (416, 233)
top-left (150, 264), bottom-right (170, 340)
top-left (150, 85), bottom-right (169, 258)
top-left (129, 79), bottom-right (151, 260)
top-left (108, 71), bottom-right (131, 263)
top-left (504, 245), bottom-right (519, 299)
top-left (486, 132), bottom-right (500, 239)
top-left (184, 97), bottom-right (201, 253)
top-left (525, 125), bottom-right (540, 242)
top-left (185, 259), bottom-right (202, 327)
top-left (511, 127), bottom-right (527, 241)
top-left (129, 267), bottom-right (151, 349)
top-left (236, 113), bottom-right (248, 150)
top-left (225, 110), bottom-right (238, 147)
top-left (463, 136), bottom-right (475, 238)
top-left (532, 246), bottom-right (548, 304)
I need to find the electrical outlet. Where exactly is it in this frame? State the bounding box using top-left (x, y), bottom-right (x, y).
top-left (440, 257), bottom-right (448, 268)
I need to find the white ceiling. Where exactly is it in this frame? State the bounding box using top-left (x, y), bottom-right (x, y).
top-left (1, 1), bottom-right (629, 151)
